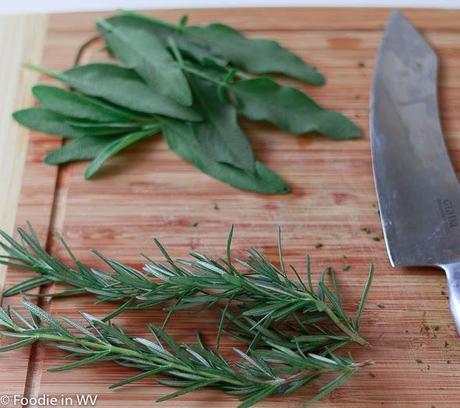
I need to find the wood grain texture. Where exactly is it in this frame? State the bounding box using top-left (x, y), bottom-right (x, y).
top-left (2, 8), bottom-right (460, 407)
top-left (0, 14), bottom-right (48, 270)
top-left (0, 14), bottom-right (53, 402)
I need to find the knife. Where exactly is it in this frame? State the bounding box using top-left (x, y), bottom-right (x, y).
top-left (370, 11), bottom-right (460, 332)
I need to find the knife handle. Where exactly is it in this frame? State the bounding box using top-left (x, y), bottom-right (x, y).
top-left (443, 263), bottom-right (460, 334)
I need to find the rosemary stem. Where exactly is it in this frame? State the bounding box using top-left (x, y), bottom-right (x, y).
top-left (32, 332), bottom-right (246, 387)
top-left (30, 331), bottom-right (343, 388)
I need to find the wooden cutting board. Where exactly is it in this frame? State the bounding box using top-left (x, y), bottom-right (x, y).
top-left (2, 8), bottom-right (460, 407)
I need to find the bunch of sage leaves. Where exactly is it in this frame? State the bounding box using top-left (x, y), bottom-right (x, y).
top-left (14, 12), bottom-right (360, 193)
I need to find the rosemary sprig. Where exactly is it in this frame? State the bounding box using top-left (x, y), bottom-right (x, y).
top-left (0, 225), bottom-right (373, 346)
top-left (0, 300), bottom-right (365, 407)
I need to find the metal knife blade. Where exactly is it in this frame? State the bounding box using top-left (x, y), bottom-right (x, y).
top-left (370, 11), bottom-right (460, 330)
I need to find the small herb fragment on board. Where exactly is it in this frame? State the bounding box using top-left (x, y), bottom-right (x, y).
top-left (342, 264), bottom-right (351, 271)
top-left (0, 224), bottom-right (375, 406)
top-left (315, 242), bottom-right (323, 249)
top-left (376, 303), bottom-right (385, 309)
top-left (13, 11), bottom-right (360, 194)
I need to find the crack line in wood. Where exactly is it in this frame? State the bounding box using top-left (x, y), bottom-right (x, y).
top-left (21, 158), bottom-right (70, 407)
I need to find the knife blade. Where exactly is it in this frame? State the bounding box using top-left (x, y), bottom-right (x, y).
top-left (370, 11), bottom-right (460, 331)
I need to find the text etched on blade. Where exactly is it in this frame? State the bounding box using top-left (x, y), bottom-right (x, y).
top-left (437, 199), bottom-right (459, 229)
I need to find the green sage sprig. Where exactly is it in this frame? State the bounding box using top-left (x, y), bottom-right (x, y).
top-left (13, 11), bottom-right (360, 193)
top-left (0, 301), bottom-right (366, 407)
top-left (0, 224), bottom-right (373, 346)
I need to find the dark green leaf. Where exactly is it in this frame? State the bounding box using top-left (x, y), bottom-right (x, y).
top-left (32, 85), bottom-right (135, 122)
top-left (49, 63), bottom-right (201, 121)
top-left (231, 78), bottom-right (360, 139)
top-left (84, 128), bottom-right (159, 179)
top-left (44, 135), bottom-right (120, 165)
top-left (109, 13), bottom-right (222, 65)
top-left (190, 77), bottom-right (254, 172)
top-left (186, 23), bottom-right (324, 85)
top-left (163, 120), bottom-right (290, 194)
top-left (97, 19), bottom-right (192, 106)
top-left (13, 108), bottom-right (84, 138)
top-left (67, 121), bottom-right (142, 136)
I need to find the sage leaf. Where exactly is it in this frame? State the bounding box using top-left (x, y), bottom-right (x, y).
top-left (44, 63), bottom-right (202, 121)
top-left (13, 108), bottom-right (84, 139)
top-left (163, 120), bottom-right (290, 194)
top-left (85, 128), bottom-right (160, 179)
top-left (190, 77), bottom-right (255, 173)
top-left (32, 85), bottom-right (135, 122)
top-left (108, 13), bottom-right (223, 66)
top-left (67, 121), bottom-right (143, 136)
top-left (231, 78), bottom-right (360, 139)
top-left (185, 24), bottom-right (325, 85)
top-left (97, 19), bottom-right (192, 106)
top-left (44, 135), bottom-right (120, 165)
top-left (115, 12), bottom-right (321, 84)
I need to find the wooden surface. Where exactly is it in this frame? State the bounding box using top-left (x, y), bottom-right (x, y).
top-left (2, 8), bottom-right (460, 407)
top-left (0, 14), bottom-right (48, 279)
